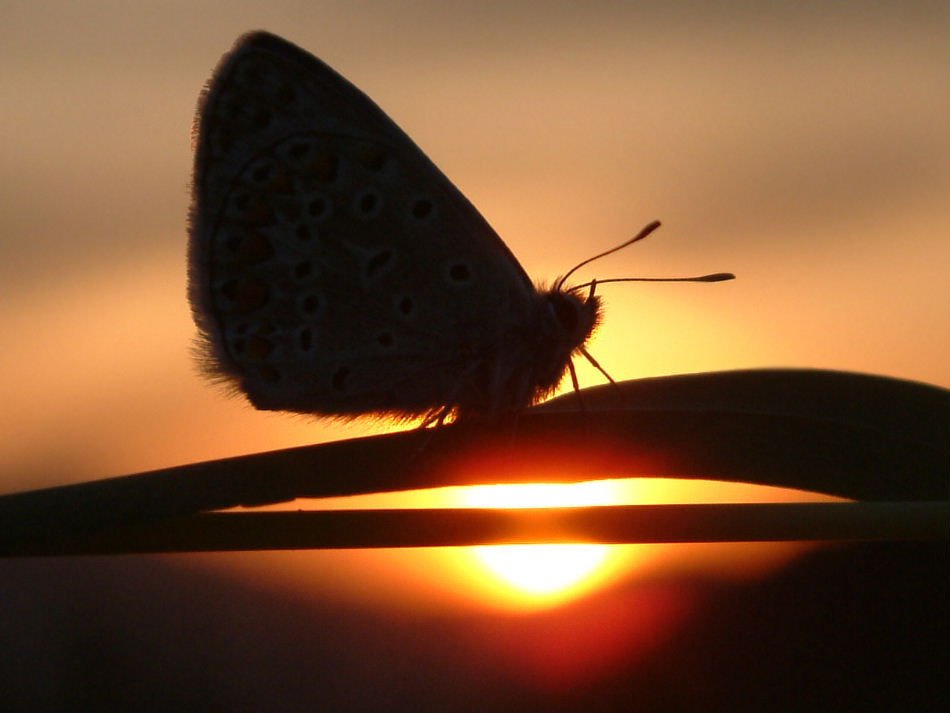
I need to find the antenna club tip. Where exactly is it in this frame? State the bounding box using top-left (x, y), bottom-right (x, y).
top-left (703, 272), bottom-right (736, 282)
top-left (635, 220), bottom-right (662, 240)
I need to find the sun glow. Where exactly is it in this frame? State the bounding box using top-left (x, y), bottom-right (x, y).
top-left (463, 482), bottom-right (623, 601)
top-left (462, 480), bottom-right (621, 509)
top-left (442, 477), bottom-right (840, 608)
top-left (472, 544), bottom-right (609, 594)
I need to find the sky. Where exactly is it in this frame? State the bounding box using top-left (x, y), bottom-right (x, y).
top-left (0, 1), bottom-right (947, 701)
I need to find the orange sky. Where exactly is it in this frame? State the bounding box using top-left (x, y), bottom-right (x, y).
top-left (1, 2), bottom-right (947, 612)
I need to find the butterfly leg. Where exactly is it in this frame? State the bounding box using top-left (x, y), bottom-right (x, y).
top-left (420, 359), bottom-right (486, 429)
top-left (578, 346), bottom-right (628, 408)
top-left (578, 346), bottom-right (617, 386)
top-left (567, 358), bottom-right (587, 412)
top-left (419, 403), bottom-right (454, 429)
top-left (411, 403), bottom-right (457, 455)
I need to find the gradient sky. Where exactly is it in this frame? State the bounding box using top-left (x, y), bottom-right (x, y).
top-left (1, 1), bottom-right (947, 612)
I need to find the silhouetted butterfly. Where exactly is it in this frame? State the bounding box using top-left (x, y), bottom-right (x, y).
top-left (188, 31), bottom-right (732, 425)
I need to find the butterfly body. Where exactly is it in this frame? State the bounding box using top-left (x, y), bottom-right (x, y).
top-left (189, 32), bottom-right (601, 422)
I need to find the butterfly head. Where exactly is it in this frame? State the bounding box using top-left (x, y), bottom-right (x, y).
top-left (544, 286), bottom-right (602, 355)
top-left (523, 283), bottom-right (603, 398)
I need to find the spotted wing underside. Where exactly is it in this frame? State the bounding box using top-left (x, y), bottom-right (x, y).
top-left (189, 32), bottom-right (538, 418)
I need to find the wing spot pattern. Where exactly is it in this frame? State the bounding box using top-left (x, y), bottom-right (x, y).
top-left (365, 250), bottom-right (393, 279)
top-left (301, 294), bottom-right (322, 314)
top-left (219, 277), bottom-right (270, 314)
top-left (397, 296), bottom-right (415, 317)
top-left (308, 196), bottom-right (330, 220)
top-left (354, 188), bottom-right (381, 219)
top-left (245, 335), bottom-right (273, 359)
top-left (410, 197), bottom-right (433, 221)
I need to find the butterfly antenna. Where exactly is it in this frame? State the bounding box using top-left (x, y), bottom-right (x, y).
top-left (567, 272), bottom-right (735, 293)
top-left (555, 220), bottom-right (662, 291)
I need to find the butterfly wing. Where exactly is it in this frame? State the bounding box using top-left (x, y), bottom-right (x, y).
top-left (189, 31), bottom-right (541, 418)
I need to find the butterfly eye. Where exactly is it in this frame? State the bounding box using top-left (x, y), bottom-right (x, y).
top-left (549, 293), bottom-right (579, 333)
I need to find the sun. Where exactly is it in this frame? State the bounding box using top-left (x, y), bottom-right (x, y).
top-left (472, 543), bottom-right (610, 595)
top-left (462, 481), bottom-right (623, 601)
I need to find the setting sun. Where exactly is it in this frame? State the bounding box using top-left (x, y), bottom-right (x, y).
top-left (472, 544), bottom-right (610, 595)
top-left (446, 479), bottom-right (840, 605)
top-left (462, 482), bottom-right (620, 598)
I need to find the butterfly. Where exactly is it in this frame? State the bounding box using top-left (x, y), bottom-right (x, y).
top-left (188, 31), bottom-right (732, 425)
